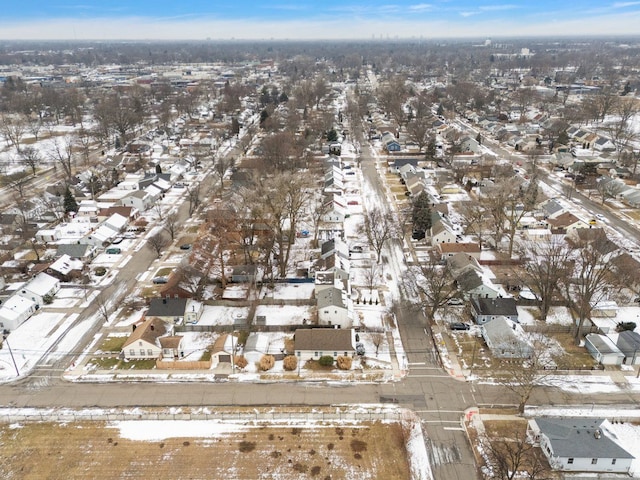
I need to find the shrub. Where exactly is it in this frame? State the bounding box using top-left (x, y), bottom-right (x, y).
top-left (234, 355), bottom-right (248, 369)
top-left (616, 321), bottom-right (637, 332)
top-left (94, 266), bottom-right (107, 276)
top-left (259, 354), bottom-right (275, 371)
top-left (283, 355), bottom-right (298, 371)
top-left (318, 355), bottom-right (334, 367)
top-left (336, 356), bottom-right (352, 370)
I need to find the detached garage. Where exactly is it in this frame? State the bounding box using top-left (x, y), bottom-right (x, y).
top-left (585, 334), bottom-right (625, 366)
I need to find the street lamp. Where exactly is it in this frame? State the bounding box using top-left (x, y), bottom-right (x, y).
top-left (2, 334), bottom-right (19, 377)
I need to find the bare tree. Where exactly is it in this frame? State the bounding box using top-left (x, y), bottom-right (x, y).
top-left (211, 155), bottom-right (234, 197)
top-left (0, 113), bottom-right (26, 151)
top-left (360, 207), bottom-right (397, 263)
top-left (517, 237), bottom-right (571, 321)
top-left (187, 182), bottom-right (201, 216)
top-left (458, 200), bottom-right (488, 249)
top-left (480, 421), bottom-right (551, 480)
top-left (561, 235), bottom-right (614, 343)
top-left (596, 177), bottom-right (626, 205)
top-left (20, 146), bottom-right (41, 175)
top-left (147, 232), bottom-right (168, 258)
top-left (95, 291), bottom-right (111, 323)
top-left (363, 262), bottom-right (380, 295)
top-left (408, 252), bottom-right (459, 323)
top-left (162, 212), bottom-right (179, 241)
top-left (48, 136), bottom-right (76, 183)
top-left (371, 332), bottom-right (384, 357)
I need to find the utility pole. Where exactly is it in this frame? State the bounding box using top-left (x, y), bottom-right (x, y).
top-left (2, 335), bottom-right (19, 377)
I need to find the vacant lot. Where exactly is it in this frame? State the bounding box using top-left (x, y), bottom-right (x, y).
top-left (0, 417), bottom-right (411, 479)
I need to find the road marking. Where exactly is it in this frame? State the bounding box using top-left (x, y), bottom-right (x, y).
top-left (407, 374), bottom-right (451, 378)
top-left (408, 362), bottom-right (426, 366)
top-left (443, 427), bottom-right (465, 431)
top-left (414, 410), bottom-right (465, 414)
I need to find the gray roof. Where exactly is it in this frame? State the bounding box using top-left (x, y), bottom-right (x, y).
top-left (56, 243), bottom-right (92, 259)
top-left (294, 328), bottom-right (355, 352)
top-left (586, 334), bottom-right (624, 356)
top-left (534, 417), bottom-right (634, 459)
top-left (472, 298), bottom-right (518, 317)
top-left (147, 298), bottom-right (187, 317)
top-left (617, 330), bottom-right (640, 356)
top-left (316, 287), bottom-right (346, 309)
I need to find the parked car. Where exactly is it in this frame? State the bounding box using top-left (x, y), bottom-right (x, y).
top-left (450, 322), bottom-right (470, 331)
top-left (152, 276), bottom-right (168, 284)
top-left (447, 298), bottom-right (464, 306)
top-left (350, 245), bottom-right (363, 253)
top-left (105, 247), bottom-right (121, 254)
top-left (179, 243), bottom-right (192, 250)
top-left (111, 236), bottom-right (124, 244)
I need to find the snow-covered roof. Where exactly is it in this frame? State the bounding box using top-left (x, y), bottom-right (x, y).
top-left (23, 272), bottom-right (59, 297)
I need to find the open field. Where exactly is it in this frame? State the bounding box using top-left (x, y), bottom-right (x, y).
top-left (0, 415), bottom-right (413, 479)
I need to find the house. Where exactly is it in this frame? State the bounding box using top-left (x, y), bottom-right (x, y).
top-left (55, 243), bottom-right (96, 262)
top-left (47, 254), bottom-right (84, 282)
top-left (80, 224), bottom-right (117, 247)
top-left (528, 417), bottom-right (634, 474)
top-left (456, 269), bottom-right (501, 299)
top-left (294, 328), bottom-right (356, 363)
top-left (585, 333), bottom-right (625, 366)
top-left (616, 330), bottom-right (640, 365)
top-left (120, 190), bottom-right (153, 212)
top-left (0, 295), bottom-right (38, 331)
top-left (159, 335), bottom-right (184, 360)
top-left (147, 297), bottom-right (188, 324)
top-left (471, 298), bottom-right (518, 325)
top-left (35, 228), bottom-right (60, 243)
top-left (15, 273), bottom-right (60, 306)
top-left (430, 216), bottom-right (457, 246)
top-left (321, 194), bottom-right (347, 223)
top-left (122, 318), bottom-right (168, 360)
top-left (381, 131), bottom-right (401, 152)
top-left (437, 242), bottom-right (481, 260)
top-left (316, 287), bottom-right (351, 328)
top-left (546, 212), bottom-right (589, 233)
top-left (481, 316), bottom-right (532, 359)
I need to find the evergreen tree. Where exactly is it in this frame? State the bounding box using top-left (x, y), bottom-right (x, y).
top-left (327, 129), bottom-right (338, 142)
top-left (412, 192), bottom-right (432, 233)
top-left (63, 187), bottom-right (79, 213)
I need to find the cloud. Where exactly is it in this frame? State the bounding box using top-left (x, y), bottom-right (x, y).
top-left (478, 4), bottom-right (519, 12)
top-left (612, 1), bottom-right (640, 7)
top-left (409, 3), bottom-right (433, 12)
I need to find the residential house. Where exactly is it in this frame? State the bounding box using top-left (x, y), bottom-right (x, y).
top-left (437, 242), bottom-right (481, 260)
top-left (616, 330), bottom-right (640, 365)
top-left (316, 287), bottom-right (351, 328)
top-left (546, 212), bottom-right (589, 233)
top-left (321, 194), bottom-right (347, 223)
top-left (15, 273), bottom-right (60, 306)
top-left (80, 224), bottom-right (117, 247)
top-left (55, 243), bottom-right (97, 262)
top-left (388, 158), bottom-right (419, 174)
top-left (593, 136), bottom-right (616, 152)
top-left (0, 295), bottom-right (38, 331)
top-left (481, 316), bottom-right (532, 359)
top-left (585, 333), bottom-right (625, 366)
top-left (294, 328), bottom-right (356, 363)
top-left (47, 254), bottom-right (84, 282)
top-left (147, 297), bottom-right (188, 324)
top-left (159, 335), bottom-right (184, 360)
top-left (122, 318), bottom-right (168, 360)
top-left (381, 131), bottom-right (401, 152)
top-left (528, 417), bottom-right (634, 474)
top-left (430, 216), bottom-right (457, 246)
top-left (320, 238), bottom-right (350, 261)
top-left (471, 298), bottom-right (518, 325)
top-left (103, 213), bottom-right (129, 234)
top-left (120, 190), bottom-right (153, 212)
top-left (35, 229), bottom-right (60, 243)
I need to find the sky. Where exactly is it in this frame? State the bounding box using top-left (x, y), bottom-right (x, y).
top-left (1, 1), bottom-right (640, 40)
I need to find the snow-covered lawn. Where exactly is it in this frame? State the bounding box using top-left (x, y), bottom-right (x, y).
top-left (262, 283), bottom-right (314, 300)
top-left (198, 305), bottom-right (250, 326)
top-left (253, 305), bottom-right (314, 325)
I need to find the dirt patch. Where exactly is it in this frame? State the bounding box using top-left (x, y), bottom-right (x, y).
top-left (0, 417), bottom-right (411, 479)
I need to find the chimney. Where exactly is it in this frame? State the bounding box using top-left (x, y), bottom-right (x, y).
top-left (132, 324), bottom-right (137, 331)
top-left (150, 324), bottom-right (154, 331)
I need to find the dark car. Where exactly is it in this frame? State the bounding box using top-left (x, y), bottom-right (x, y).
top-left (450, 322), bottom-right (470, 331)
top-left (179, 243), bottom-right (192, 250)
top-left (152, 276), bottom-right (168, 284)
top-left (412, 230), bottom-right (425, 240)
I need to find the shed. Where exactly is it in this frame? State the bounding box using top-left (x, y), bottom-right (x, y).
top-left (616, 330), bottom-right (640, 365)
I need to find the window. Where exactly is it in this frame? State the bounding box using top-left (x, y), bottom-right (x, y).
top-left (612, 459), bottom-right (617, 465)
top-left (333, 352), bottom-right (337, 357)
top-left (129, 349), bottom-right (135, 356)
top-left (139, 349), bottom-right (145, 356)
top-left (591, 459), bottom-right (598, 465)
top-left (147, 349), bottom-right (153, 356)
top-left (314, 352), bottom-right (318, 357)
top-left (567, 458), bottom-right (574, 464)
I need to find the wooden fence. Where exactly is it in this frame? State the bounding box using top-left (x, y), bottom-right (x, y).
top-left (156, 358), bottom-right (212, 370)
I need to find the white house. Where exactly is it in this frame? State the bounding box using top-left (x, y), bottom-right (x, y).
top-left (294, 328), bottom-right (356, 363)
top-left (481, 316), bottom-right (533, 359)
top-left (120, 190), bottom-right (153, 212)
top-left (0, 295), bottom-right (38, 331)
top-left (184, 299), bottom-right (204, 324)
top-left (122, 318), bottom-right (168, 360)
top-left (528, 417), bottom-right (634, 474)
top-left (316, 287), bottom-right (351, 328)
top-left (15, 273), bottom-right (60, 306)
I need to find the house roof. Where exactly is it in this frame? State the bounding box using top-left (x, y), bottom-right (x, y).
top-left (533, 417), bottom-right (634, 459)
top-left (617, 330), bottom-right (640, 355)
top-left (212, 333), bottom-right (236, 354)
top-left (123, 318), bottom-right (168, 348)
top-left (147, 297), bottom-right (187, 317)
top-left (294, 328), bottom-right (355, 352)
top-left (56, 243), bottom-right (92, 259)
top-left (159, 335), bottom-right (183, 349)
top-left (49, 254), bottom-right (84, 275)
top-left (586, 333), bottom-right (624, 356)
top-left (472, 298), bottom-right (518, 317)
top-left (317, 287), bottom-right (346, 310)
top-left (0, 295), bottom-right (36, 321)
top-left (438, 243), bottom-right (480, 254)
top-left (23, 273), bottom-right (59, 297)
top-left (547, 212), bottom-right (582, 229)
